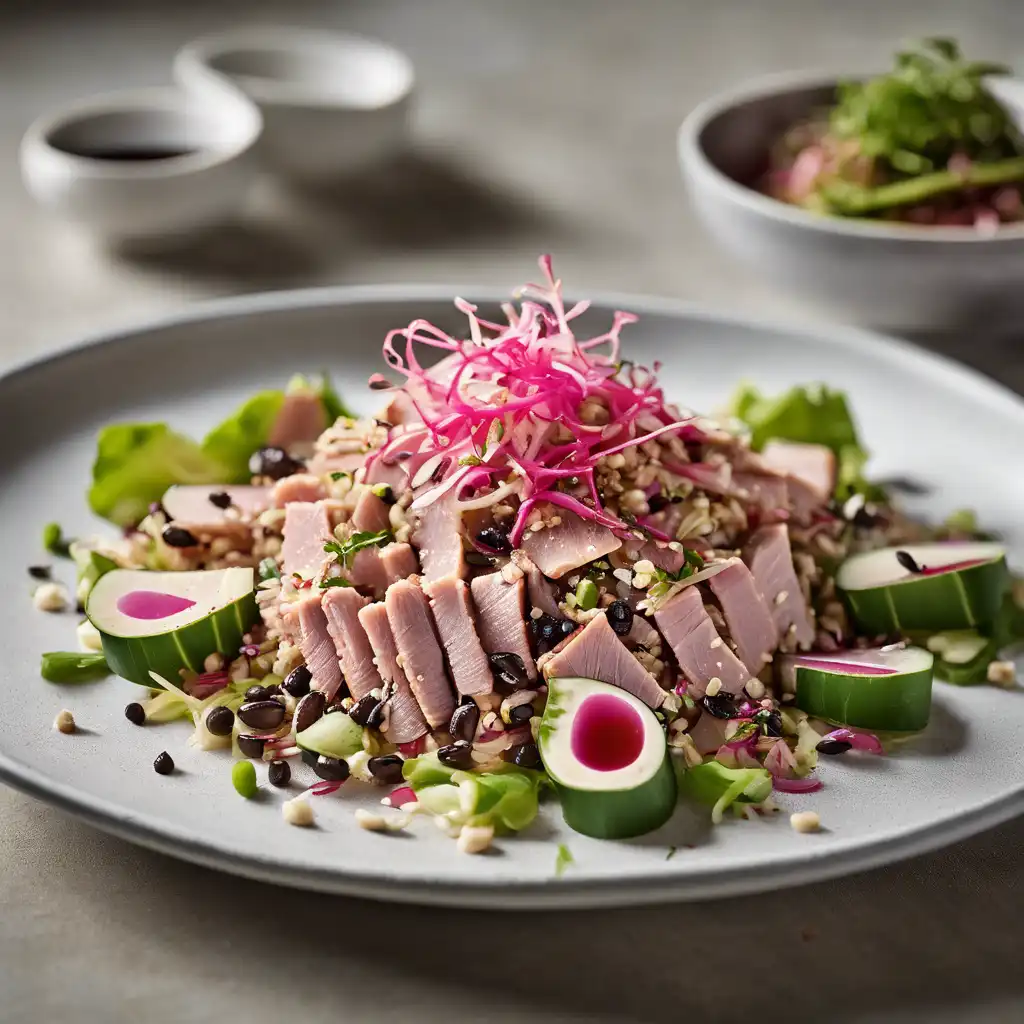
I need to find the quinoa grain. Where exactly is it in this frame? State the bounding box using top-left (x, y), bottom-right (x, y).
top-left (53, 709), bottom-right (76, 734)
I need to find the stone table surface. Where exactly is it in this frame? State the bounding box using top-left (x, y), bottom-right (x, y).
top-left (2, 2), bottom-right (1024, 1021)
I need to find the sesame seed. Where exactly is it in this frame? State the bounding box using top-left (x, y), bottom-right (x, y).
top-left (709, 637), bottom-right (723, 649)
top-left (53, 709), bottom-right (76, 734)
top-left (745, 679), bottom-right (766, 700)
top-left (790, 811), bottom-right (821, 834)
top-left (529, 521), bottom-right (545, 533)
top-left (775, 591), bottom-right (789, 606)
top-left (705, 678), bottom-right (722, 697)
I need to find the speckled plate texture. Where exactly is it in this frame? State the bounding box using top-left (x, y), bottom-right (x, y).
top-left (1, 287), bottom-right (1022, 909)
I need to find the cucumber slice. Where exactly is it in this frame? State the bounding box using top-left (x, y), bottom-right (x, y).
top-left (296, 711), bottom-right (364, 759)
top-left (837, 543), bottom-right (1008, 635)
top-left (87, 567), bottom-right (259, 686)
top-left (538, 676), bottom-right (676, 839)
top-left (783, 645), bottom-right (934, 732)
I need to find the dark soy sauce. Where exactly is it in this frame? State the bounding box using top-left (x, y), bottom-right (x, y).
top-left (55, 145), bottom-right (198, 162)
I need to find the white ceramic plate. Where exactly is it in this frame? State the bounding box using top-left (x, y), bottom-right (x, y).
top-left (2, 287), bottom-right (1023, 909)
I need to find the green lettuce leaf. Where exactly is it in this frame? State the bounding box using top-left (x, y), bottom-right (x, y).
top-left (88, 423), bottom-right (229, 526)
top-left (200, 390), bottom-right (286, 482)
top-left (676, 761), bottom-right (773, 824)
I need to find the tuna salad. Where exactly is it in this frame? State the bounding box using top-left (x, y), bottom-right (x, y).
top-left (34, 257), bottom-right (1024, 853)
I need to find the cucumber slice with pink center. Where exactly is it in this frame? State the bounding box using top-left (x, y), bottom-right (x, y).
top-left (783, 645), bottom-right (934, 732)
top-left (837, 542), bottom-right (1008, 635)
top-left (538, 676), bottom-right (676, 839)
top-left (87, 567), bottom-right (259, 686)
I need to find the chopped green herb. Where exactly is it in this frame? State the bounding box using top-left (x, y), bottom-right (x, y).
top-left (231, 760), bottom-right (258, 799)
top-left (555, 843), bottom-right (574, 877)
top-left (257, 557), bottom-right (281, 582)
top-left (324, 529), bottom-right (391, 569)
top-left (320, 576), bottom-right (354, 589)
top-left (42, 522), bottom-right (74, 559)
top-left (40, 651), bottom-right (109, 683)
top-left (665, 846), bottom-right (678, 861)
top-left (330, 471), bottom-right (351, 482)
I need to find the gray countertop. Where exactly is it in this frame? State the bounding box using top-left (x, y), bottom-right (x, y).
top-left (3, 2), bottom-right (1024, 1021)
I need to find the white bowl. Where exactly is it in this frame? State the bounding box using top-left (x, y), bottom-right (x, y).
top-left (678, 70), bottom-right (1024, 332)
top-left (19, 85), bottom-right (262, 243)
top-left (174, 27), bottom-right (414, 184)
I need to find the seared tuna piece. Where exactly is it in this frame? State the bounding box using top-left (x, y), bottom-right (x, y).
top-left (358, 602), bottom-right (428, 744)
top-left (272, 474), bottom-right (327, 506)
top-left (385, 578), bottom-right (456, 729)
top-left (744, 524), bottom-right (815, 650)
top-left (510, 549), bottom-right (561, 618)
top-left (470, 572), bottom-right (537, 681)
top-left (287, 593), bottom-right (344, 701)
top-left (352, 488), bottom-right (392, 533)
top-left (654, 584), bottom-right (749, 697)
top-left (731, 472), bottom-right (790, 516)
top-left (281, 501), bottom-right (332, 577)
top-left (520, 510), bottom-right (621, 578)
top-left (688, 712), bottom-right (732, 755)
top-left (414, 497), bottom-right (466, 582)
top-left (346, 546), bottom-right (391, 597)
top-left (380, 542), bottom-right (419, 583)
top-left (322, 587), bottom-right (383, 701)
top-left (760, 441), bottom-right (834, 520)
top-left (706, 561), bottom-right (776, 675)
top-left (267, 389), bottom-right (328, 450)
top-left (426, 577), bottom-right (494, 696)
top-left (541, 613), bottom-right (665, 709)
top-left (161, 485), bottom-right (271, 534)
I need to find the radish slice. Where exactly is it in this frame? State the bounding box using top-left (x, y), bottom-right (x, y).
top-left (781, 645), bottom-right (934, 733)
top-left (836, 543), bottom-right (1008, 635)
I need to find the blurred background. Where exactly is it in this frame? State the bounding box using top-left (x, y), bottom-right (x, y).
top-left (5, 3), bottom-right (1024, 1023)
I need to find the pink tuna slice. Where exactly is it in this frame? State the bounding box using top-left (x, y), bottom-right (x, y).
top-left (281, 501), bottom-right (333, 577)
top-left (414, 496), bottom-right (466, 582)
top-left (352, 489), bottom-right (393, 534)
top-left (662, 460), bottom-right (733, 496)
top-left (346, 546), bottom-right (391, 597)
top-left (380, 543), bottom-right (420, 583)
top-left (161, 485), bottom-right (272, 534)
top-left (688, 712), bottom-right (732, 755)
top-left (288, 594), bottom-right (343, 700)
top-left (426, 577), bottom-right (494, 696)
top-left (267, 390), bottom-right (328, 450)
top-left (542, 613), bottom-right (665, 709)
top-left (706, 561), bottom-right (777, 675)
top-left (358, 602), bottom-right (428, 744)
top-left (653, 584), bottom-right (749, 698)
top-left (306, 450), bottom-right (371, 479)
top-left (272, 474), bottom-right (327, 506)
top-left (744, 524), bottom-right (815, 649)
top-left (470, 572), bottom-right (537, 681)
top-left (116, 590), bottom-right (196, 620)
top-left (510, 550), bottom-right (561, 618)
top-left (760, 441), bottom-right (835, 506)
top-left (520, 510), bottom-right (622, 579)
top-left (731, 471), bottom-right (790, 517)
top-left (321, 587), bottom-right (383, 701)
top-left (384, 578), bottom-right (456, 729)
top-left (380, 390), bottom-right (422, 426)
top-left (622, 537), bottom-right (687, 576)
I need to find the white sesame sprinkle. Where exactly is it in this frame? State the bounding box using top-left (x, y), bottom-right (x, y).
top-left (283, 797), bottom-right (315, 828)
top-left (668, 542), bottom-right (683, 552)
top-left (745, 678), bottom-right (766, 700)
top-left (633, 559), bottom-right (656, 574)
top-left (775, 591), bottom-right (789, 606)
top-left (612, 568), bottom-right (634, 586)
top-left (54, 709), bottom-right (76, 734)
top-left (705, 677), bottom-right (722, 697)
top-left (529, 607), bottom-right (544, 620)
top-left (790, 811), bottom-right (821, 834)
top-left (34, 582), bottom-right (69, 613)
top-left (529, 521), bottom-right (545, 533)
top-left (709, 637), bottom-right (723, 649)
top-left (550, 516), bottom-right (562, 526)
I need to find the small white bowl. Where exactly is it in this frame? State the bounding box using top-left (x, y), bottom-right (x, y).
top-left (678, 70), bottom-right (1024, 332)
top-left (174, 27), bottom-right (414, 184)
top-left (19, 85), bottom-right (262, 243)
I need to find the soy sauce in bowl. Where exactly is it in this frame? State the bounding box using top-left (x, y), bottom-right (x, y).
top-left (57, 145), bottom-right (199, 162)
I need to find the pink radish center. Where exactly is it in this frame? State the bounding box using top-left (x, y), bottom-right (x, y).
top-left (117, 590), bottom-right (196, 620)
top-left (570, 693), bottom-right (645, 772)
top-left (796, 658), bottom-right (896, 676)
top-left (917, 558), bottom-right (987, 577)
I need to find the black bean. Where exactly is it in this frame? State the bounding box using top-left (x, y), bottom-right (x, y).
top-left (249, 446), bottom-right (305, 480)
top-left (437, 742), bottom-right (474, 770)
top-left (895, 549), bottom-right (923, 574)
top-left (268, 760), bottom-right (291, 787)
top-left (366, 702), bottom-right (385, 729)
top-left (208, 491), bottom-right (232, 509)
top-left (489, 652), bottom-right (529, 691)
top-left (559, 620), bottom-right (576, 638)
top-left (283, 664), bottom-right (312, 698)
top-left (313, 756), bottom-right (350, 782)
top-left (508, 703), bottom-right (534, 725)
top-left (816, 738), bottom-right (853, 756)
top-left (162, 525), bottom-right (199, 548)
top-left (265, 684), bottom-right (283, 698)
top-left (646, 493), bottom-right (669, 514)
top-left (367, 755), bottom-right (405, 785)
top-left (476, 526), bottom-right (511, 553)
top-left (153, 751), bottom-right (174, 775)
top-left (294, 691), bottom-right (326, 733)
top-left (244, 684), bottom-right (271, 703)
top-left (28, 565), bottom-right (52, 580)
top-left (756, 710), bottom-right (783, 737)
top-left (449, 701), bottom-right (480, 742)
top-left (505, 742), bottom-right (541, 769)
top-left (205, 705), bottom-right (234, 737)
top-left (124, 702), bottom-right (146, 726)
top-left (237, 700), bottom-right (286, 731)
top-left (237, 735), bottom-right (266, 759)
top-left (301, 748), bottom-right (319, 768)
top-left (607, 600), bottom-right (634, 636)
top-left (702, 691), bottom-right (739, 719)
top-left (372, 484), bottom-right (397, 506)
top-left (349, 693), bottom-right (382, 727)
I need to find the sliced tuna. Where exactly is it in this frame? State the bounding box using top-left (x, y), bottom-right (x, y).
top-left (289, 594), bottom-right (343, 701)
top-left (706, 561), bottom-right (777, 675)
top-left (520, 510), bottom-right (622, 578)
top-left (385, 578), bottom-right (456, 729)
top-left (470, 572), bottom-right (537, 681)
top-left (414, 497), bottom-right (466, 582)
top-left (321, 587), bottom-right (383, 701)
top-left (281, 501), bottom-right (332, 577)
top-left (306, 450), bottom-right (370, 478)
top-left (380, 390), bottom-right (421, 426)
top-left (761, 441), bottom-right (835, 501)
top-left (352, 489), bottom-right (392, 533)
top-left (541, 613), bottom-right (665, 709)
top-left (346, 546), bottom-right (391, 597)
top-left (510, 549), bottom-right (561, 618)
top-left (621, 537), bottom-right (687, 576)
top-left (688, 712), bottom-right (732, 755)
top-left (272, 474), bottom-right (327, 506)
top-left (731, 472), bottom-right (790, 515)
top-left (380, 542), bottom-right (419, 583)
top-left (744, 524), bottom-right (815, 649)
top-left (161, 485), bottom-right (271, 534)
top-left (268, 390), bottom-right (328, 450)
top-left (426, 577), bottom-right (494, 696)
top-left (358, 602), bottom-right (428, 744)
top-left (654, 585), bottom-right (750, 697)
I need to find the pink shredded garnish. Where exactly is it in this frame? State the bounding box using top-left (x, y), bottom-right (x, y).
top-left (184, 671), bottom-right (229, 699)
top-left (239, 643), bottom-right (260, 658)
top-left (823, 728), bottom-right (884, 755)
top-left (309, 780), bottom-right (346, 797)
top-left (773, 776), bottom-right (824, 794)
